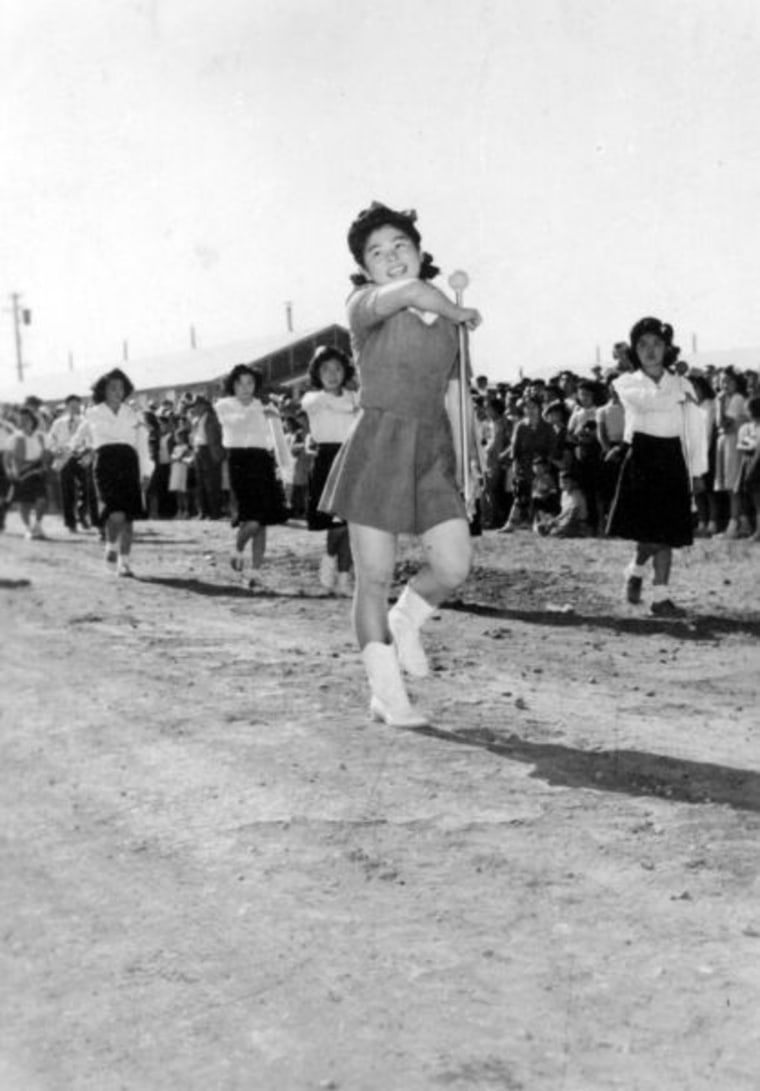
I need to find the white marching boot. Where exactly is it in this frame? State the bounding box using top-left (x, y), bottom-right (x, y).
top-left (319, 553), bottom-right (338, 591)
top-left (388, 584), bottom-right (436, 678)
top-left (361, 642), bottom-right (429, 727)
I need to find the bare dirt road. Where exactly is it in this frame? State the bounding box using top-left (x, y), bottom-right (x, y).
top-left (2, 513), bottom-right (759, 1091)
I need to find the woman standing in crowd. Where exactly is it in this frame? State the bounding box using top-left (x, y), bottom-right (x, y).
top-left (8, 407), bottom-right (49, 539)
top-left (737, 394), bottom-right (760, 540)
top-left (688, 373), bottom-right (719, 537)
top-left (301, 345), bottom-right (359, 596)
top-left (607, 317), bottom-right (706, 617)
top-left (498, 395), bottom-right (555, 532)
top-left (713, 366), bottom-right (749, 538)
top-left (320, 201), bottom-right (482, 727)
top-left (596, 375), bottom-right (626, 530)
top-left (214, 363), bottom-right (289, 590)
top-left (74, 368), bottom-right (153, 575)
top-left (168, 424), bottom-right (193, 519)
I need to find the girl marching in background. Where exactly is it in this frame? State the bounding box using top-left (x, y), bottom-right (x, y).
top-left (74, 368), bottom-right (153, 576)
top-left (215, 364), bottom-right (290, 590)
top-left (320, 201), bottom-right (482, 727)
top-left (606, 318), bottom-right (706, 617)
top-left (301, 345), bottom-right (359, 597)
top-left (8, 407), bottom-right (49, 540)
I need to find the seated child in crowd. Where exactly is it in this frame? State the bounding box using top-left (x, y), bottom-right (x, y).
top-left (536, 469), bottom-right (591, 538)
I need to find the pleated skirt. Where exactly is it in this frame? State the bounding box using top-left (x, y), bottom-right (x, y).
top-left (308, 443), bottom-right (344, 531)
top-left (94, 444), bottom-right (145, 520)
top-left (606, 432), bottom-right (693, 547)
top-left (228, 447), bottom-right (289, 525)
top-left (319, 408), bottom-right (466, 536)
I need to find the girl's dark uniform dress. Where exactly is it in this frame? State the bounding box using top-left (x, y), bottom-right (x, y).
top-left (606, 370), bottom-right (706, 548)
top-left (319, 285), bottom-right (466, 535)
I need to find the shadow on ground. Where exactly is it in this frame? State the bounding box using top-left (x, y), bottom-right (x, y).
top-left (446, 600), bottom-right (760, 642)
top-left (405, 724), bottom-right (758, 811)
top-left (139, 575), bottom-right (329, 600)
top-left (408, 723), bottom-right (760, 812)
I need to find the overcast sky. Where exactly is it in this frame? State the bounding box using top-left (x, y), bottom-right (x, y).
top-left (3, 0), bottom-right (760, 387)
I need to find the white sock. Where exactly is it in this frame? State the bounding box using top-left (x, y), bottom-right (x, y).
top-left (652, 584), bottom-right (669, 603)
top-left (625, 562), bottom-right (647, 579)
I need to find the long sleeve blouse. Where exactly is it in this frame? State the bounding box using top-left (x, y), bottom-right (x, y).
top-left (73, 403), bottom-right (153, 478)
top-left (300, 390), bottom-right (359, 444)
top-left (214, 396), bottom-right (273, 449)
top-left (613, 369), bottom-right (707, 476)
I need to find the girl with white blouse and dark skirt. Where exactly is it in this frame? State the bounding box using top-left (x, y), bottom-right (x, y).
top-left (74, 368), bottom-right (153, 576)
top-left (215, 364), bottom-right (289, 590)
top-left (301, 346), bottom-right (359, 597)
top-left (8, 407), bottom-right (49, 539)
top-left (607, 318), bottom-right (706, 617)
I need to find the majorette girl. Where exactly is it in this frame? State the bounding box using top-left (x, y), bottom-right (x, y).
top-left (319, 202), bottom-right (482, 726)
top-left (300, 345), bottom-right (360, 597)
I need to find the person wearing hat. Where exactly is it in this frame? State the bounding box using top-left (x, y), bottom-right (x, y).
top-left (606, 317), bottom-right (706, 616)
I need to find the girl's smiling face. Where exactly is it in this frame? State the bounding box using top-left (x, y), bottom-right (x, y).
top-left (362, 225), bottom-right (422, 286)
top-left (319, 357), bottom-right (345, 393)
top-left (636, 334), bottom-right (666, 377)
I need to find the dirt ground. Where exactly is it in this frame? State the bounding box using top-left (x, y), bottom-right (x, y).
top-left (1, 510), bottom-right (759, 1091)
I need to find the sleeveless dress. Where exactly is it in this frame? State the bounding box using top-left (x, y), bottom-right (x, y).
top-left (319, 285), bottom-right (465, 535)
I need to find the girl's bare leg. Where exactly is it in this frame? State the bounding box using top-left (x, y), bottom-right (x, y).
top-left (651, 546), bottom-right (672, 587)
top-left (236, 520), bottom-right (258, 554)
top-left (349, 522), bottom-right (397, 647)
top-left (251, 525), bottom-right (267, 569)
top-left (413, 518), bottom-right (473, 605)
top-left (120, 520), bottom-right (134, 557)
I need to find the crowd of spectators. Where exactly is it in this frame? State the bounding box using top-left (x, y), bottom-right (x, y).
top-left (2, 346), bottom-right (759, 545)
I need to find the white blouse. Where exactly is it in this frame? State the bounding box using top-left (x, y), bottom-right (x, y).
top-left (613, 370), bottom-right (707, 476)
top-left (301, 389), bottom-right (359, 444)
top-left (73, 403), bottom-right (153, 478)
top-left (214, 396), bottom-right (272, 449)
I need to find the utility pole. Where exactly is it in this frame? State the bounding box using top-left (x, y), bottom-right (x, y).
top-left (285, 301), bottom-right (293, 333)
top-left (8, 292), bottom-right (31, 382)
top-left (190, 324), bottom-right (197, 349)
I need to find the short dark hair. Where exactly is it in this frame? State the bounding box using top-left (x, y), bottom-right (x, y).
top-left (91, 368), bottom-right (135, 404)
top-left (307, 345), bottom-right (355, 390)
top-left (747, 394), bottom-right (760, 420)
top-left (64, 394), bottom-right (81, 405)
top-left (223, 363), bottom-right (263, 397)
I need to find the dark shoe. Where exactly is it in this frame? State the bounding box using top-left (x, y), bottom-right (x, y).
top-left (625, 576), bottom-right (643, 604)
top-left (651, 598), bottom-right (686, 618)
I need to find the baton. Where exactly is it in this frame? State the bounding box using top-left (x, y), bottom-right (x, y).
top-left (448, 269), bottom-right (473, 516)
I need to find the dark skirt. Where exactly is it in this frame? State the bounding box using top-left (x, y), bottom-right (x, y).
top-left (10, 468), bottom-right (47, 505)
top-left (606, 433), bottom-right (693, 547)
top-left (228, 447), bottom-right (289, 525)
top-left (308, 443), bottom-right (345, 531)
top-left (94, 444), bottom-right (145, 521)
